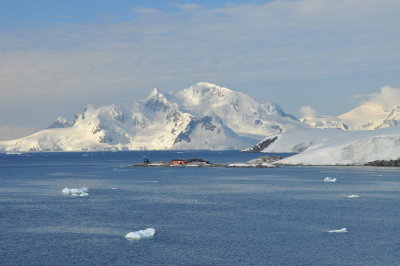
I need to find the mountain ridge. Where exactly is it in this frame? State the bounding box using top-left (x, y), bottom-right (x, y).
top-left (300, 86), bottom-right (400, 131)
top-left (0, 82), bottom-right (306, 152)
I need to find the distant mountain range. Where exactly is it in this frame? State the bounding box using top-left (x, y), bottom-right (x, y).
top-left (300, 89), bottom-right (400, 130)
top-left (0, 82), bottom-right (307, 152)
top-left (1, 82), bottom-right (400, 153)
top-left (244, 85), bottom-right (400, 165)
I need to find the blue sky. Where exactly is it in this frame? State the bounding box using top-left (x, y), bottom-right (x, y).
top-left (0, 0), bottom-right (400, 139)
top-left (1, 0), bottom-right (254, 24)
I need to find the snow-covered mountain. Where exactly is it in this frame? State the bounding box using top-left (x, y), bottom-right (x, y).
top-left (245, 125), bottom-right (400, 165)
top-left (299, 116), bottom-right (349, 130)
top-left (0, 82), bottom-right (307, 152)
top-left (300, 86), bottom-right (400, 131)
top-left (175, 82), bottom-right (303, 139)
top-left (47, 117), bottom-right (72, 129)
top-left (338, 102), bottom-right (400, 130)
top-left (276, 126), bottom-right (400, 165)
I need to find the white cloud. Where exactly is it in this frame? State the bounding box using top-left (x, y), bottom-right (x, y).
top-left (0, 0), bottom-right (400, 126)
top-left (133, 7), bottom-right (160, 14)
top-left (366, 86), bottom-right (400, 108)
top-left (350, 86), bottom-right (400, 109)
top-left (300, 106), bottom-right (318, 117)
top-left (171, 3), bottom-right (202, 11)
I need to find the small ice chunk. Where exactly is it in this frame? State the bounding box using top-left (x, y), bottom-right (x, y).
top-left (347, 194), bottom-right (360, 198)
top-left (125, 228), bottom-right (155, 240)
top-left (324, 177), bottom-right (337, 182)
top-left (62, 187), bottom-right (89, 197)
top-left (328, 228), bottom-right (348, 233)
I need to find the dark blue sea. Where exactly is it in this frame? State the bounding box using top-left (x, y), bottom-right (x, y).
top-left (1, 151), bottom-right (399, 265)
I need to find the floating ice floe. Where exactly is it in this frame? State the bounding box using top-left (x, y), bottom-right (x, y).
top-left (62, 187), bottom-right (89, 197)
top-left (125, 228), bottom-right (155, 240)
top-left (328, 228), bottom-right (348, 233)
top-left (323, 177), bottom-right (337, 182)
top-left (347, 194), bottom-right (360, 198)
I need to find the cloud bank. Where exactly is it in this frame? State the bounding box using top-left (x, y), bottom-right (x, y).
top-left (0, 126), bottom-right (37, 141)
top-left (300, 106), bottom-right (318, 117)
top-left (1, 0), bottom-right (399, 127)
top-left (368, 86), bottom-right (400, 108)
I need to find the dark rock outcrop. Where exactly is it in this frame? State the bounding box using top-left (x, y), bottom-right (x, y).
top-left (242, 136), bottom-right (278, 152)
top-left (365, 159), bottom-right (400, 167)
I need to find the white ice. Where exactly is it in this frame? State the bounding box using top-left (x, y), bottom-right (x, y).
top-left (62, 187), bottom-right (89, 197)
top-left (323, 177), bottom-right (337, 182)
top-left (347, 194), bottom-right (360, 198)
top-left (328, 228), bottom-right (348, 233)
top-left (125, 228), bottom-right (155, 240)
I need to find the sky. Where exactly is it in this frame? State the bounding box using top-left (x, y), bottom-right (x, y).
top-left (1, 0), bottom-right (399, 140)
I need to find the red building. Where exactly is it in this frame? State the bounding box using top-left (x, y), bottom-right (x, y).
top-left (171, 159), bottom-right (186, 165)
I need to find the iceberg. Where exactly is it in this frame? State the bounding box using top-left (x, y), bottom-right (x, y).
top-left (125, 228), bottom-right (155, 240)
top-left (62, 187), bottom-right (89, 197)
top-left (323, 177), bottom-right (337, 183)
top-left (328, 228), bottom-right (348, 233)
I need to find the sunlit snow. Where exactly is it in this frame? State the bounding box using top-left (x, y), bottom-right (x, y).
top-left (62, 187), bottom-right (89, 197)
top-left (125, 228), bottom-right (155, 240)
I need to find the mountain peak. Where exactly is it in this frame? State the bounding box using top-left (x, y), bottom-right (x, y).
top-left (47, 116), bottom-right (72, 129)
top-left (146, 88), bottom-right (170, 103)
top-left (188, 82), bottom-right (232, 96)
top-left (147, 88), bottom-right (161, 98)
top-left (144, 88), bottom-right (175, 113)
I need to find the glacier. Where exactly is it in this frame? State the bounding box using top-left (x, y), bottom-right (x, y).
top-left (246, 125), bottom-right (400, 165)
top-left (0, 82), bottom-right (307, 152)
top-left (276, 126), bottom-right (400, 165)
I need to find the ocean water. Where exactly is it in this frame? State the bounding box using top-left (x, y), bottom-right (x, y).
top-left (1, 151), bottom-right (399, 265)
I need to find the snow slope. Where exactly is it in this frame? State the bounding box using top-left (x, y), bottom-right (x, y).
top-left (243, 128), bottom-right (349, 153)
top-left (0, 82), bottom-right (305, 152)
top-left (277, 126), bottom-right (400, 165)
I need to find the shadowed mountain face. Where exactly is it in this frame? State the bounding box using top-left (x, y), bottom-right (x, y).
top-left (0, 82), bottom-right (307, 152)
